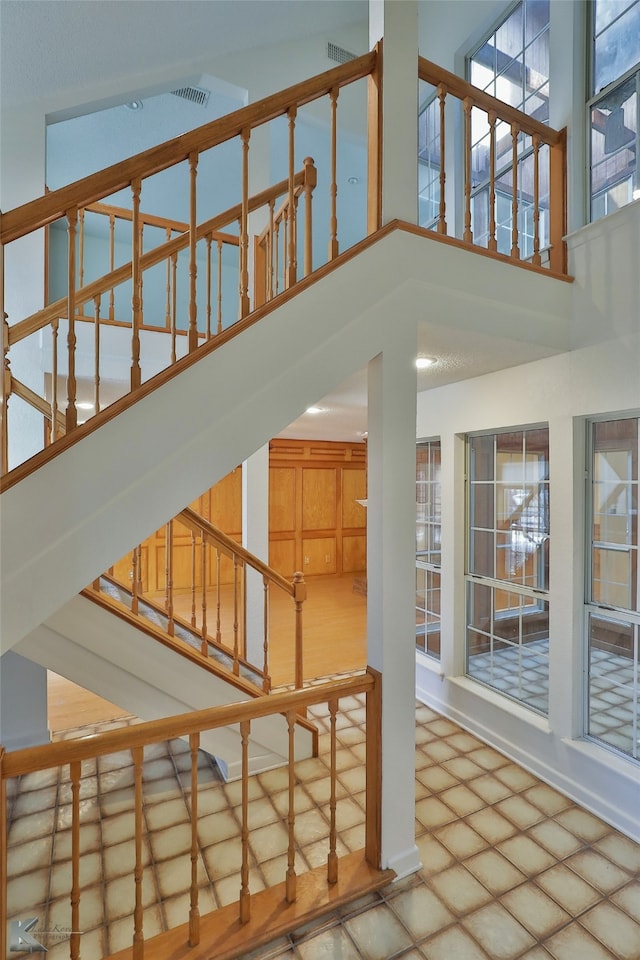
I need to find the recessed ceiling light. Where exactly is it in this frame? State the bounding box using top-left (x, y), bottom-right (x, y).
top-left (77, 401), bottom-right (95, 410)
top-left (416, 356), bottom-right (436, 369)
top-left (347, 176), bottom-right (359, 185)
top-left (306, 406), bottom-right (325, 414)
top-left (124, 99), bottom-right (143, 111)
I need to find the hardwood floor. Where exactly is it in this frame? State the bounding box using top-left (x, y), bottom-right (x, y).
top-left (48, 573), bottom-right (367, 734)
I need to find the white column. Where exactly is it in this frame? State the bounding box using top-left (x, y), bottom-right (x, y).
top-left (367, 320), bottom-right (420, 878)
top-left (550, 0), bottom-right (587, 232)
top-left (0, 651), bottom-right (50, 750)
top-left (547, 415), bottom-right (584, 739)
top-left (369, 0), bottom-right (419, 225)
top-left (242, 444), bottom-right (270, 672)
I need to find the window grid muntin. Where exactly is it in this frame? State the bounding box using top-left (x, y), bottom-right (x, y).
top-left (585, 415), bottom-right (640, 762)
top-left (466, 425), bottom-right (550, 713)
top-left (416, 439), bottom-right (442, 660)
top-left (588, 1), bottom-right (640, 221)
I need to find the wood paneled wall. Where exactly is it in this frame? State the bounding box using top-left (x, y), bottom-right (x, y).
top-left (112, 469), bottom-right (242, 593)
top-left (112, 440), bottom-right (367, 594)
top-left (269, 439), bottom-right (367, 578)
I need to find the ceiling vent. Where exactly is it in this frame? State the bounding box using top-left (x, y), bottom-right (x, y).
top-left (171, 85), bottom-right (211, 108)
top-left (327, 42), bottom-right (357, 64)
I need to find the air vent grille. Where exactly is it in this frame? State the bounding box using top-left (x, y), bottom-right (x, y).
top-left (171, 85), bottom-right (211, 108)
top-left (327, 42), bottom-right (357, 64)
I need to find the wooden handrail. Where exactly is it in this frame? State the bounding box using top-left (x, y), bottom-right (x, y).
top-left (1, 53), bottom-right (377, 245)
top-left (2, 672), bottom-right (373, 777)
top-left (179, 506), bottom-right (295, 596)
top-left (419, 56), bottom-right (562, 146)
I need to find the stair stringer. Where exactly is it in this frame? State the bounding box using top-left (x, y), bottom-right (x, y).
top-left (0, 227), bottom-right (572, 654)
top-left (15, 594), bottom-right (314, 780)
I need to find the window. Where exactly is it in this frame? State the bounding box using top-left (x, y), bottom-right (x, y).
top-left (466, 427), bottom-right (550, 712)
top-left (467, 0), bottom-right (551, 258)
top-left (589, 1), bottom-right (640, 221)
top-left (416, 439), bottom-right (441, 659)
top-left (586, 416), bottom-right (639, 760)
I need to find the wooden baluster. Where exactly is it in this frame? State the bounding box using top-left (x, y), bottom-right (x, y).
top-left (190, 532), bottom-right (197, 628)
top-left (50, 318), bottom-right (59, 444)
top-left (133, 746), bottom-right (144, 959)
top-left (233, 554), bottom-right (240, 674)
top-left (0, 748), bottom-right (7, 960)
top-left (286, 709), bottom-right (297, 903)
top-left (164, 226), bottom-right (172, 330)
top-left (488, 111), bottom-right (498, 252)
top-left (93, 295), bottom-right (101, 418)
top-left (70, 760), bottom-right (81, 960)
top-left (274, 219), bottom-right (281, 296)
top-left (131, 545), bottom-right (140, 616)
top-left (282, 212), bottom-right (288, 290)
top-left (130, 178), bottom-right (142, 390)
top-left (216, 550), bottom-right (222, 644)
top-left (293, 571), bottom-right (306, 690)
top-left (462, 98), bottom-right (473, 244)
top-left (78, 209), bottom-right (85, 292)
top-left (328, 88), bottom-right (339, 260)
top-left (108, 213), bottom-right (116, 322)
top-left (239, 719), bottom-right (251, 923)
top-left (201, 536), bottom-right (208, 656)
top-left (241, 561), bottom-right (247, 661)
top-left (262, 576), bottom-right (270, 692)
top-left (166, 520), bottom-right (174, 637)
top-left (365, 666), bottom-right (383, 869)
top-left (205, 234), bottom-right (212, 340)
top-left (327, 698), bottom-right (338, 884)
top-left (239, 129), bottom-right (251, 318)
top-left (286, 106), bottom-right (298, 286)
top-left (216, 239), bottom-right (223, 334)
top-left (66, 206), bottom-right (78, 431)
top-left (267, 200), bottom-right (275, 301)
top-left (437, 84), bottom-right (448, 235)
top-left (188, 151), bottom-right (199, 352)
top-left (171, 252), bottom-right (178, 364)
top-left (189, 733), bottom-right (200, 946)
top-left (532, 134), bottom-right (542, 266)
top-left (510, 123), bottom-right (520, 259)
top-left (548, 128), bottom-right (567, 274)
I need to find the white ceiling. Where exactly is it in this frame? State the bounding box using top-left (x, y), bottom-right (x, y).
top-left (2, 0), bottom-right (556, 445)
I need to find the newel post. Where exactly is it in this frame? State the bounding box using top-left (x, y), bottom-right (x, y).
top-left (303, 157), bottom-right (317, 277)
top-left (292, 571), bottom-right (306, 689)
top-left (548, 127), bottom-right (567, 275)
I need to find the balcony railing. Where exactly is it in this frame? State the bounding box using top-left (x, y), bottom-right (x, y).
top-left (0, 44), bottom-right (568, 485)
top-left (0, 671), bottom-right (387, 960)
top-left (86, 506), bottom-right (308, 693)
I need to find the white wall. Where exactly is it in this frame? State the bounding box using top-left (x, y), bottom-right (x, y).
top-left (415, 204), bottom-right (640, 839)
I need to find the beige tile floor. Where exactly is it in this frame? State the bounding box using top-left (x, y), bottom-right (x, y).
top-left (5, 694), bottom-right (640, 960)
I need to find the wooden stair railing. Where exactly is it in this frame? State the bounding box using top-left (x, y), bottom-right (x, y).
top-left (0, 44), bottom-right (569, 484)
top-left (0, 50), bottom-right (379, 481)
top-left (0, 670), bottom-right (388, 960)
top-left (418, 56), bottom-right (567, 274)
top-left (87, 505), bottom-right (307, 693)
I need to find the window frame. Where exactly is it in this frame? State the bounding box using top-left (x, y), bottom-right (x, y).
top-left (587, 0), bottom-right (640, 222)
top-left (465, 423), bottom-right (551, 714)
top-left (584, 413), bottom-right (640, 761)
top-left (416, 438), bottom-right (442, 661)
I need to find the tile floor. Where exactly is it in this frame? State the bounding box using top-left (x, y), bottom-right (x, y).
top-left (5, 691), bottom-right (640, 960)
